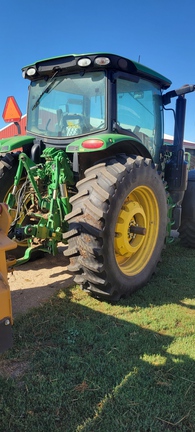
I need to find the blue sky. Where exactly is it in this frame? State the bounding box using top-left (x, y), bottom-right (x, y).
top-left (1, 0), bottom-right (195, 141)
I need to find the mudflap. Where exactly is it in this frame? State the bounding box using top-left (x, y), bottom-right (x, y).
top-left (0, 317), bottom-right (12, 354)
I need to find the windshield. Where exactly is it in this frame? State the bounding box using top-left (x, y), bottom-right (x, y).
top-left (27, 71), bottom-right (106, 138)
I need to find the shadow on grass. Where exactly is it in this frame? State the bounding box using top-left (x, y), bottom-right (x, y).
top-left (0, 279), bottom-right (194, 432)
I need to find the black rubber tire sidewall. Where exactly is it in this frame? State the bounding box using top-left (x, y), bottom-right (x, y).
top-left (0, 153), bottom-right (19, 201)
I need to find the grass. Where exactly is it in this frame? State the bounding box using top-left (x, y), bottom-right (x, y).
top-left (0, 239), bottom-right (195, 432)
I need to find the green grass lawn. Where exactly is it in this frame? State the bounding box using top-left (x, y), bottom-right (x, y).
top-left (0, 240), bottom-right (195, 432)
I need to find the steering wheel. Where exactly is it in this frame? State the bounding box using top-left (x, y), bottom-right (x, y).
top-left (96, 121), bottom-right (105, 130)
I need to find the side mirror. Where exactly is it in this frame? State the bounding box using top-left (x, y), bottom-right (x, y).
top-left (163, 84), bottom-right (195, 106)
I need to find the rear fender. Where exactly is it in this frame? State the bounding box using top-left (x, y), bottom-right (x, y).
top-left (66, 133), bottom-right (142, 154)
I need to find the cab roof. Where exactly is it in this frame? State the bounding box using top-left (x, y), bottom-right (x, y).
top-left (22, 52), bottom-right (172, 90)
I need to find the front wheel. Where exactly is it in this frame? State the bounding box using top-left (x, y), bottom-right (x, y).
top-left (64, 155), bottom-right (168, 301)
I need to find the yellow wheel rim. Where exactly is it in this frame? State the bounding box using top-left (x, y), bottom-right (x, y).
top-left (115, 185), bottom-right (159, 276)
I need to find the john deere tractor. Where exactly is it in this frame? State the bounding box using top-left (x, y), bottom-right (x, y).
top-left (0, 53), bottom-right (195, 301)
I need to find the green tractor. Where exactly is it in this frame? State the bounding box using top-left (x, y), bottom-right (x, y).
top-left (0, 53), bottom-right (195, 301)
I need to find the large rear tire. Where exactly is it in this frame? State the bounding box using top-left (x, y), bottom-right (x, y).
top-left (179, 169), bottom-right (195, 248)
top-left (64, 155), bottom-right (168, 301)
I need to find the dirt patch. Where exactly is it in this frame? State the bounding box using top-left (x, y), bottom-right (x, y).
top-left (0, 359), bottom-right (29, 379)
top-left (8, 245), bottom-right (73, 318)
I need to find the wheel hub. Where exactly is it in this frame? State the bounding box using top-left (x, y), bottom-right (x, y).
top-left (114, 186), bottom-right (159, 276)
top-left (115, 200), bottom-right (146, 256)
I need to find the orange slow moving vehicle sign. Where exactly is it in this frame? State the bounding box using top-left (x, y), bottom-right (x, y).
top-left (2, 96), bottom-right (22, 123)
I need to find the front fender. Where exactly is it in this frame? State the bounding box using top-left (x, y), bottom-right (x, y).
top-left (66, 133), bottom-right (142, 153)
top-left (0, 135), bottom-right (34, 154)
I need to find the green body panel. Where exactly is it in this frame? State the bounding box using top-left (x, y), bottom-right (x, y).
top-left (66, 133), bottom-right (141, 153)
top-left (0, 136), bottom-right (34, 153)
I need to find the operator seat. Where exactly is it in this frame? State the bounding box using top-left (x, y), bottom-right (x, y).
top-left (62, 114), bottom-right (83, 136)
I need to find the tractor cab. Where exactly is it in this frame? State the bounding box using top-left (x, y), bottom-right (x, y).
top-left (23, 53), bottom-right (171, 164)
